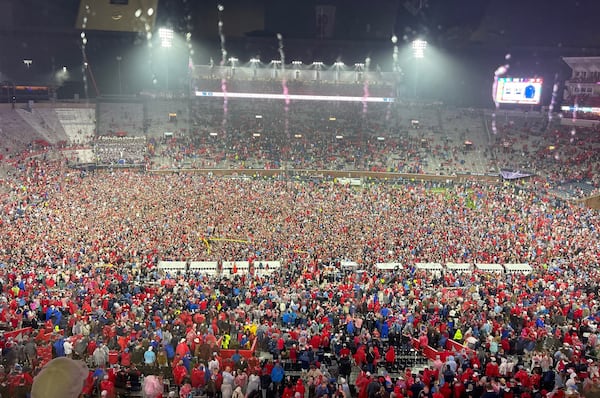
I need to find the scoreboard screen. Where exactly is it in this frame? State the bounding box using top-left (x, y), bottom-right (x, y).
top-left (495, 77), bottom-right (543, 105)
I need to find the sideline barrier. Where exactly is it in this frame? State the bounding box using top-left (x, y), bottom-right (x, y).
top-left (157, 261), bottom-right (187, 273)
top-left (219, 337), bottom-right (257, 360)
top-left (222, 261), bottom-right (250, 276)
top-left (445, 262), bottom-right (472, 273)
top-left (475, 263), bottom-right (504, 273)
top-left (157, 260), bottom-right (534, 276)
top-left (375, 262), bottom-right (403, 271)
top-left (255, 261), bottom-right (281, 276)
top-left (189, 261), bottom-right (218, 276)
top-left (415, 262), bottom-right (443, 277)
top-left (504, 263), bottom-right (532, 274)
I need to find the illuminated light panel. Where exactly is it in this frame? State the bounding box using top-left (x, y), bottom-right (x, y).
top-left (495, 77), bottom-right (543, 105)
top-left (195, 91), bottom-right (395, 103)
top-left (561, 105), bottom-right (600, 114)
top-left (412, 39), bottom-right (427, 59)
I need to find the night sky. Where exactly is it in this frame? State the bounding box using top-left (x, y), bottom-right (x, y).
top-left (0, 0), bottom-right (598, 103)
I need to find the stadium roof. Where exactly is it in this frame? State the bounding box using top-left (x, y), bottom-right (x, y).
top-left (562, 57), bottom-right (600, 71)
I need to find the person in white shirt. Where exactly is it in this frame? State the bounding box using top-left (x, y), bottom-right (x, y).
top-left (63, 338), bottom-right (74, 358)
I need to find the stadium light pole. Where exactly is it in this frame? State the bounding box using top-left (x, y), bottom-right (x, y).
top-left (334, 61), bottom-right (344, 82)
top-left (250, 58), bottom-right (260, 79)
top-left (116, 56), bottom-right (122, 95)
top-left (159, 28), bottom-right (174, 92)
top-left (412, 39), bottom-right (427, 99)
top-left (229, 57), bottom-right (238, 78)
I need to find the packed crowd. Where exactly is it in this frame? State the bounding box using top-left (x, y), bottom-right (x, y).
top-left (93, 136), bottom-right (149, 166)
top-left (152, 101), bottom-right (599, 196)
top-left (0, 154), bottom-right (598, 397)
top-left (489, 115), bottom-right (600, 197)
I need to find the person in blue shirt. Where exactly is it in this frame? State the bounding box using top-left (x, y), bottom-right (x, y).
top-left (144, 346), bottom-right (156, 367)
top-left (270, 361), bottom-right (285, 397)
top-left (53, 337), bottom-right (66, 357)
top-left (164, 343), bottom-right (175, 361)
top-left (346, 320), bottom-right (355, 335)
top-left (231, 349), bottom-right (242, 365)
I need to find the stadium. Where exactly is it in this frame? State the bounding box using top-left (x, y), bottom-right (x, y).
top-left (0, 1), bottom-right (599, 398)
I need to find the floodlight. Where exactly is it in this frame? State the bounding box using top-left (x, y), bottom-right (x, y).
top-left (412, 39), bottom-right (427, 58)
top-left (159, 28), bottom-right (174, 48)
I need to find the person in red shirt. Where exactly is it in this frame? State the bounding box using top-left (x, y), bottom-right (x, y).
top-left (309, 334), bottom-right (321, 350)
top-left (295, 378), bottom-right (306, 397)
top-left (356, 371), bottom-right (371, 398)
top-left (191, 363), bottom-right (206, 389)
top-left (439, 382), bottom-right (452, 398)
top-left (120, 348), bottom-right (131, 367)
top-left (173, 360), bottom-right (188, 386)
top-left (99, 374), bottom-right (116, 398)
top-left (339, 344), bottom-right (351, 358)
top-left (514, 366), bottom-right (531, 389)
top-left (354, 345), bottom-right (367, 369)
top-left (81, 371), bottom-right (96, 398)
top-left (385, 346), bottom-right (396, 370)
top-left (289, 345), bottom-right (298, 363)
top-left (8, 365), bottom-right (33, 398)
top-left (433, 386), bottom-right (444, 398)
top-left (282, 382), bottom-right (295, 398)
top-left (485, 357), bottom-right (500, 379)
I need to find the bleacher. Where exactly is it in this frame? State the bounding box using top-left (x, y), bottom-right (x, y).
top-left (36, 108), bottom-right (69, 142)
top-left (0, 106), bottom-right (41, 153)
top-left (97, 101), bottom-right (144, 136)
top-left (55, 108), bottom-right (95, 144)
top-left (145, 99), bottom-right (190, 138)
top-left (15, 108), bottom-right (59, 145)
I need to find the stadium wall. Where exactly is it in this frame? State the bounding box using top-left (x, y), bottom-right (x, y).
top-left (582, 194), bottom-right (600, 210)
top-left (150, 168), bottom-right (500, 183)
